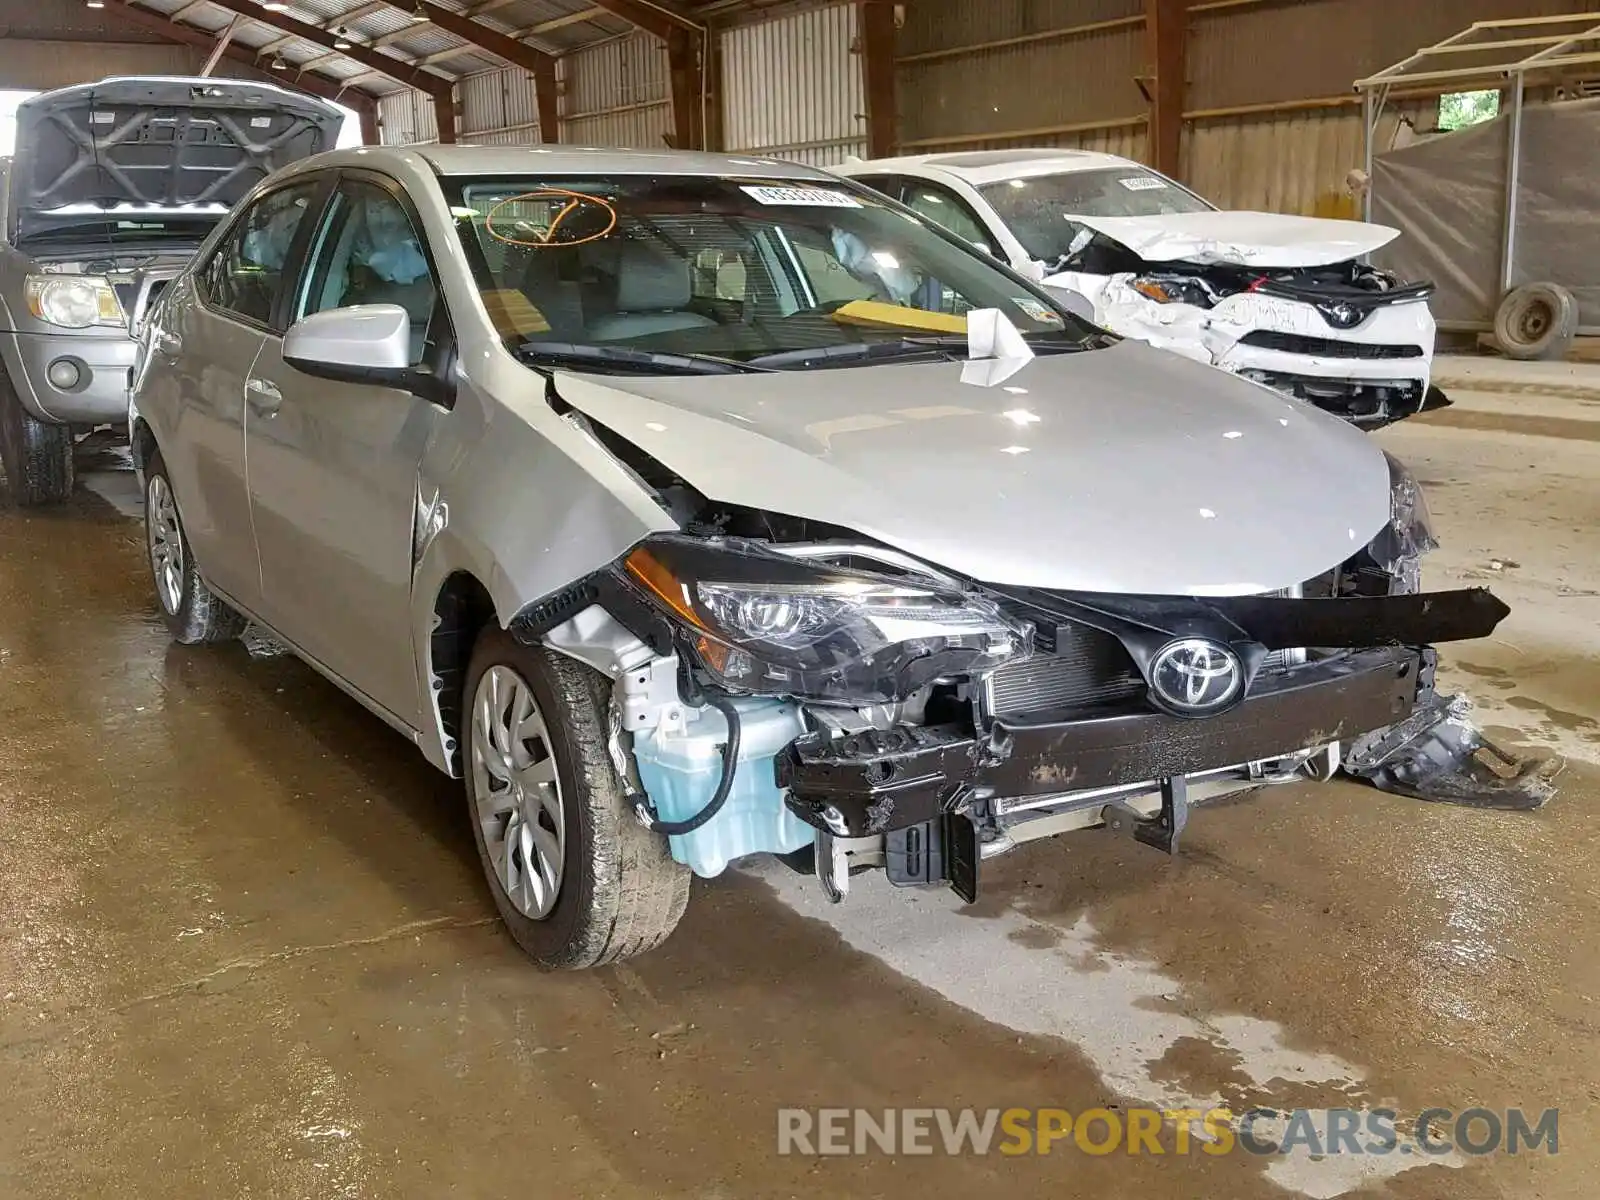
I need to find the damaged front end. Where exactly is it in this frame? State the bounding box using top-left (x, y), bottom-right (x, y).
top-left (1058, 251), bottom-right (1444, 429)
top-left (508, 452), bottom-right (1554, 905)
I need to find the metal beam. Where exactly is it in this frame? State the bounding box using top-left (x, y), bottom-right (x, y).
top-left (200, 15), bottom-right (242, 76)
top-left (584, 0), bottom-right (701, 41)
top-left (858, 0), bottom-right (896, 158)
top-left (200, 0), bottom-right (456, 96)
top-left (415, 7), bottom-right (609, 66)
top-left (402, 0), bottom-right (557, 75)
top-left (1145, 0), bottom-right (1189, 177)
top-left (104, 1), bottom-right (379, 111)
top-left (534, 54), bottom-right (560, 143)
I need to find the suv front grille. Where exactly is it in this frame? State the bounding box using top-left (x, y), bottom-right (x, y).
top-left (1240, 331), bottom-right (1424, 359)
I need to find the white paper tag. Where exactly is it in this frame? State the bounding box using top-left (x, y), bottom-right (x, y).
top-left (1118, 176), bottom-right (1169, 191)
top-left (91, 112), bottom-right (114, 125)
top-left (1013, 297), bottom-right (1063, 324)
top-left (741, 185), bottom-right (861, 208)
top-left (250, 116), bottom-right (272, 128)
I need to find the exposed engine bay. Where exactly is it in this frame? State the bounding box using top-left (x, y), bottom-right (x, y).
top-left (506, 410), bottom-right (1556, 906)
top-left (1046, 235), bottom-right (1447, 429)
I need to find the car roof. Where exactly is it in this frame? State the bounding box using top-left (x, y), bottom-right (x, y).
top-left (293, 144), bottom-right (838, 180)
top-left (836, 148), bottom-right (1143, 186)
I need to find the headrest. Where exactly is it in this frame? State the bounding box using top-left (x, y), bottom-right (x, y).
top-left (612, 242), bottom-right (691, 312)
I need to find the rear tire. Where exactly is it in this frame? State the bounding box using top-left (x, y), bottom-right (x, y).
top-left (1494, 282), bottom-right (1578, 361)
top-left (144, 448), bottom-right (247, 645)
top-left (0, 365), bottom-right (73, 506)
top-left (463, 627), bottom-right (690, 969)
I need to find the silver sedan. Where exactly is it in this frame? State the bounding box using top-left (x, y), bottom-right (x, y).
top-left (131, 146), bottom-right (1522, 969)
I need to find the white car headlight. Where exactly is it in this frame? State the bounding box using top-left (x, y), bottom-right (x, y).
top-left (25, 275), bottom-right (125, 330)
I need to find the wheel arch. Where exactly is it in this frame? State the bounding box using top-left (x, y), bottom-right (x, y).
top-left (426, 568), bottom-right (499, 777)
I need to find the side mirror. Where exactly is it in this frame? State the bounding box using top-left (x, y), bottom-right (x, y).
top-left (284, 303), bottom-right (411, 382)
top-left (1044, 284), bottom-right (1096, 323)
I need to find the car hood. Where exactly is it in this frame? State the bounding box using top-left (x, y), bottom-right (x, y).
top-left (1072, 211), bottom-right (1401, 268)
top-left (552, 338), bottom-right (1393, 596)
top-left (8, 76), bottom-right (341, 241)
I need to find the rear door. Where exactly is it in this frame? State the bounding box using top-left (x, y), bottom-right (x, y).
top-left (165, 175), bottom-right (330, 610)
top-left (242, 170), bottom-right (452, 728)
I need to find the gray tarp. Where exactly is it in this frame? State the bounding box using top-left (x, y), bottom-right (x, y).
top-left (1371, 97), bottom-right (1600, 328)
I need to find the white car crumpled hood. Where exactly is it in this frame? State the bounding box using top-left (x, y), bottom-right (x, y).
top-left (1070, 211), bottom-right (1400, 268)
top-left (553, 339), bottom-right (1393, 597)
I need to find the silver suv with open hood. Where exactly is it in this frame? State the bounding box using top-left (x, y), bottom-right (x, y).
top-left (0, 76), bottom-right (340, 504)
top-left (130, 146), bottom-right (1550, 970)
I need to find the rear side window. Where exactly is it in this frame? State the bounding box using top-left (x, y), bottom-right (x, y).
top-left (197, 180), bottom-right (322, 326)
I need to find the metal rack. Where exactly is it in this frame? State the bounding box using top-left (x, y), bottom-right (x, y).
top-left (1356, 13), bottom-right (1600, 308)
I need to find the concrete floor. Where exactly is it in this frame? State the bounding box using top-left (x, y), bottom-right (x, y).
top-left (2, 372), bottom-right (1597, 1199)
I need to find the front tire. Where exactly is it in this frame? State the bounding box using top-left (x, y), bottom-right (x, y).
top-left (0, 366), bottom-right (73, 506)
top-left (463, 628), bottom-right (690, 969)
top-left (144, 448), bottom-right (247, 645)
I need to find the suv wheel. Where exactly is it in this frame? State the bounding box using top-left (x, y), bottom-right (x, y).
top-left (0, 366), bottom-right (73, 506)
top-left (144, 449), bottom-right (247, 645)
top-left (463, 628), bottom-right (690, 968)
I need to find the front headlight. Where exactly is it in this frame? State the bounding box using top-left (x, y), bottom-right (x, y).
top-left (25, 274), bottom-right (125, 329)
top-left (1130, 274), bottom-right (1215, 308)
top-left (619, 536), bottom-right (1032, 704)
top-left (1367, 452), bottom-right (1438, 593)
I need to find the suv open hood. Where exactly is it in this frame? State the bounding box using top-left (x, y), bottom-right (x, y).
top-left (1072, 211), bottom-right (1401, 268)
top-left (8, 76), bottom-right (341, 241)
top-left (553, 338), bottom-right (1393, 597)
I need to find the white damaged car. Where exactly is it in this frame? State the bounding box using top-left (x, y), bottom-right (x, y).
top-left (836, 150), bottom-right (1446, 428)
top-left (132, 147), bottom-right (1544, 970)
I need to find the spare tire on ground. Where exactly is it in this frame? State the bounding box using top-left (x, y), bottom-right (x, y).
top-left (1494, 282), bottom-right (1578, 361)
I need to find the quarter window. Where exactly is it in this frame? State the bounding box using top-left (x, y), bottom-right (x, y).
top-left (198, 180), bottom-right (321, 326)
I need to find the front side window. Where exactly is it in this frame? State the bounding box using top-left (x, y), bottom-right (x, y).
top-left (198, 180), bottom-right (322, 326)
top-left (901, 182), bottom-right (992, 252)
top-left (297, 179), bottom-right (439, 365)
top-left (448, 175), bottom-right (1088, 369)
top-left (979, 168), bottom-right (1214, 263)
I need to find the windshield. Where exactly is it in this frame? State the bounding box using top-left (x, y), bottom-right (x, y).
top-left (447, 175), bottom-right (1094, 369)
top-left (978, 168), bottom-right (1215, 262)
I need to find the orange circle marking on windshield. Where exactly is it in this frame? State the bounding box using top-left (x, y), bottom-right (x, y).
top-left (484, 189), bottom-right (618, 248)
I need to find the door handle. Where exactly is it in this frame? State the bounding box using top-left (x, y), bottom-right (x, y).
top-left (245, 376), bottom-right (283, 417)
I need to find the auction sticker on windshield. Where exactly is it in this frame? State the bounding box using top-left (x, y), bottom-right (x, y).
top-left (741, 185), bottom-right (862, 208)
top-left (1117, 176), bottom-right (1170, 191)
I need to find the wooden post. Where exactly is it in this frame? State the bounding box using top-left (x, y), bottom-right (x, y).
top-left (433, 91), bottom-right (458, 144)
top-left (859, 1), bottom-right (898, 158)
top-left (534, 56), bottom-right (561, 143)
top-left (1146, 0), bottom-right (1190, 177)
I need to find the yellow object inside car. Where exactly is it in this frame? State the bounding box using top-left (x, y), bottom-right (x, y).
top-left (829, 300), bottom-right (968, 335)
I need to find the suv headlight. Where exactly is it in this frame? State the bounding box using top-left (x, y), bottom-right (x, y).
top-left (25, 275), bottom-right (125, 329)
top-left (1367, 452), bottom-right (1438, 594)
top-left (1130, 274), bottom-right (1215, 308)
top-left (618, 536), bottom-right (1032, 704)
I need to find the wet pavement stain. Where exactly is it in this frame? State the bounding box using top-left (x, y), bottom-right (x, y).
top-left (3, 408), bottom-right (1599, 1200)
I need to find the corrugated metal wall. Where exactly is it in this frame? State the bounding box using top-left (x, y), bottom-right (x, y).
top-left (896, 0), bottom-right (1145, 149)
top-left (378, 90), bottom-right (439, 146)
top-left (0, 39), bottom-right (198, 90)
top-left (722, 4), bottom-right (867, 166)
top-left (459, 67), bottom-right (545, 144)
top-left (561, 31), bottom-right (672, 149)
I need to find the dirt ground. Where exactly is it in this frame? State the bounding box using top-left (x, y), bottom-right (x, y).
top-left (1, 374), bottom-right (1596, 1199)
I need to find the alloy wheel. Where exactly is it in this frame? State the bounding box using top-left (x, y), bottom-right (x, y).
top-left (470, 665), bottom-right (566, 919)
top-left (147, 474), bottom-right (185, 616)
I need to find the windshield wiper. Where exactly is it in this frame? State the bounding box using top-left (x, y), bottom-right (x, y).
top-left (747, 336), bottom-right (970, 370)
top-left (514, 342), bottom-right (766, 376)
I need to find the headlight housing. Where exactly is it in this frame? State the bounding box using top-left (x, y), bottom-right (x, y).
top-left (25, 274), bottom-right (125, 330)
top-left (1367, 452), bottom-right (1438, 594)
top-left (1130, 274), bottom-right (1216, 308)
top-left (619, 536), bottom-right (1032, 704)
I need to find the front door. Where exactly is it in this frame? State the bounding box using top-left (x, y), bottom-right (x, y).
top-left (170, 178), bottom-right (325, 608)
top-left (244, 173), bottom-right (451, 728)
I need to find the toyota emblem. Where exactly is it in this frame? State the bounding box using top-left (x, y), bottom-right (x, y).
top-left (1149, 638), bottom-right (1245, 716)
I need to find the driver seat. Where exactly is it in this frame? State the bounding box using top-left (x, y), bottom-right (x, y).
top-left (587, 243), bottom-right (715, 341)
